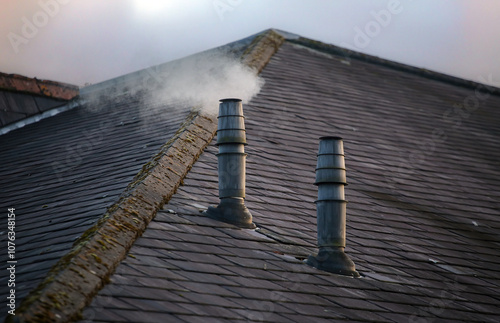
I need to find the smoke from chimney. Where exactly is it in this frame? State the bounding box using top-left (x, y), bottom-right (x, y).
top-left (80, 49), bottom-right (264, 123)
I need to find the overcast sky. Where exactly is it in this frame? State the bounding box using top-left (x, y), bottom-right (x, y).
top-left (1, 0), bottom-right (499, 87)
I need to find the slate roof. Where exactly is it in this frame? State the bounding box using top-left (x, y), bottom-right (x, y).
top-left (3, 29), bottom-right (500, 322)
top-left (0, 77), bottom-right (192, 321)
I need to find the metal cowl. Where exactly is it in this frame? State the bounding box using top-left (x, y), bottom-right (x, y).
top-left (216, 98), bottom-right (247, 145)
top-left (307, 136), bottom-right (359, 277)
top-left (204, 99), bottom-right (255, 229)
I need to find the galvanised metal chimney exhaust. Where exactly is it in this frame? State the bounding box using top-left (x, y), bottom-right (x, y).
top-left (307, 136), bottom-right (359, 277)
top-left (204, 98), bottom-right (256, 229)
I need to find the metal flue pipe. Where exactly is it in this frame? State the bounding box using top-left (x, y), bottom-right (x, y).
top-left (204, 98), bottom-right (255, 229)
top-left (307, 136), bottom-right (359, 277)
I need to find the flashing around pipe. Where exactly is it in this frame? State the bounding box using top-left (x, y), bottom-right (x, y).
top-left (204, 99), bottom-right (256, 229)
top-left (306, 136), bottom-right (359, 277)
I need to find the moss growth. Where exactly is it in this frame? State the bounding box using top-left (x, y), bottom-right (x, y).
top-left (97, 240), bottom-right (107, 250)
top-left (167, 166), bottom-right (181, 176)
top-left (103, 276), bottom-right (111, 284)
top-left (74, 311), bottom-right (84, 321)
top-left (127, 110), bottom-right (198, 190)
top-left (185, 132), bottom-right (196, 143)
top-left (47, 293), bottom-right (61, 310)
top-left (101, 234), bottom-right (118, 246)
top-left (90, 253), bottom-right (102, 264)
top-left (241, 29), bottom-right (284, 73)
top-left (69, 267), bottom-right (85, 279)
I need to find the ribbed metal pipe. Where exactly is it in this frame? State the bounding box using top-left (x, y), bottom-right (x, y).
top-left (307, 136), bottom-right (359, 277)
top-left (316, 136), bottom-right (347, 248)
top-left (204, 99), bottom-right (255, 229)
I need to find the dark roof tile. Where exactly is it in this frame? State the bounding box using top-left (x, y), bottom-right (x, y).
top-left (175, 303), bottom-right (241, 320)
top-left (218, 264), bottom-right (284, 281)
top-left (119, 297), bottom-right (192, 315)
top-left (176, 281), bottom-right (241, 298)
top-left (87, 308), bottom-right (186, 323)
top-left (80, 308), bottom-right (130, 323)
top-left (230, 308), bottom-right (292, 322)
top-left (174, 316), bottom-right (237, 323)
top-left (174, 271), bottom-right (238, 286)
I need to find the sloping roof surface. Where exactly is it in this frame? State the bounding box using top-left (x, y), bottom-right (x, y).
top-left (80, 41), bottom-right (500, 322)
top-left (0, 90), bottom-right (191, 321)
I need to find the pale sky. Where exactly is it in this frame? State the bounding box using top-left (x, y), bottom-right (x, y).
top-left (1, 0), bottom-right (499, 87)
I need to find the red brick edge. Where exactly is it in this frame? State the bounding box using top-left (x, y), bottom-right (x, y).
top-left (9, 112), bottom-right (217, 323)
top-left (0, 72), bottom-right (79, 100)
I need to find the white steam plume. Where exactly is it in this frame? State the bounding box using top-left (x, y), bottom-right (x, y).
top-left (142, 49), bottom-right (264, 115)
top-left (81, 48), bottom-right (264, 117)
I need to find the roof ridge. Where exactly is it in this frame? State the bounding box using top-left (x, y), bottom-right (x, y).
top-left (287, 37), bottom-right (500, 95)
top-left (11, 29), bottom-right (286, 322)
top-left (10, 111), bottom-right (217, 322)
top-left (242, 29), bottom-right (285, 73)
